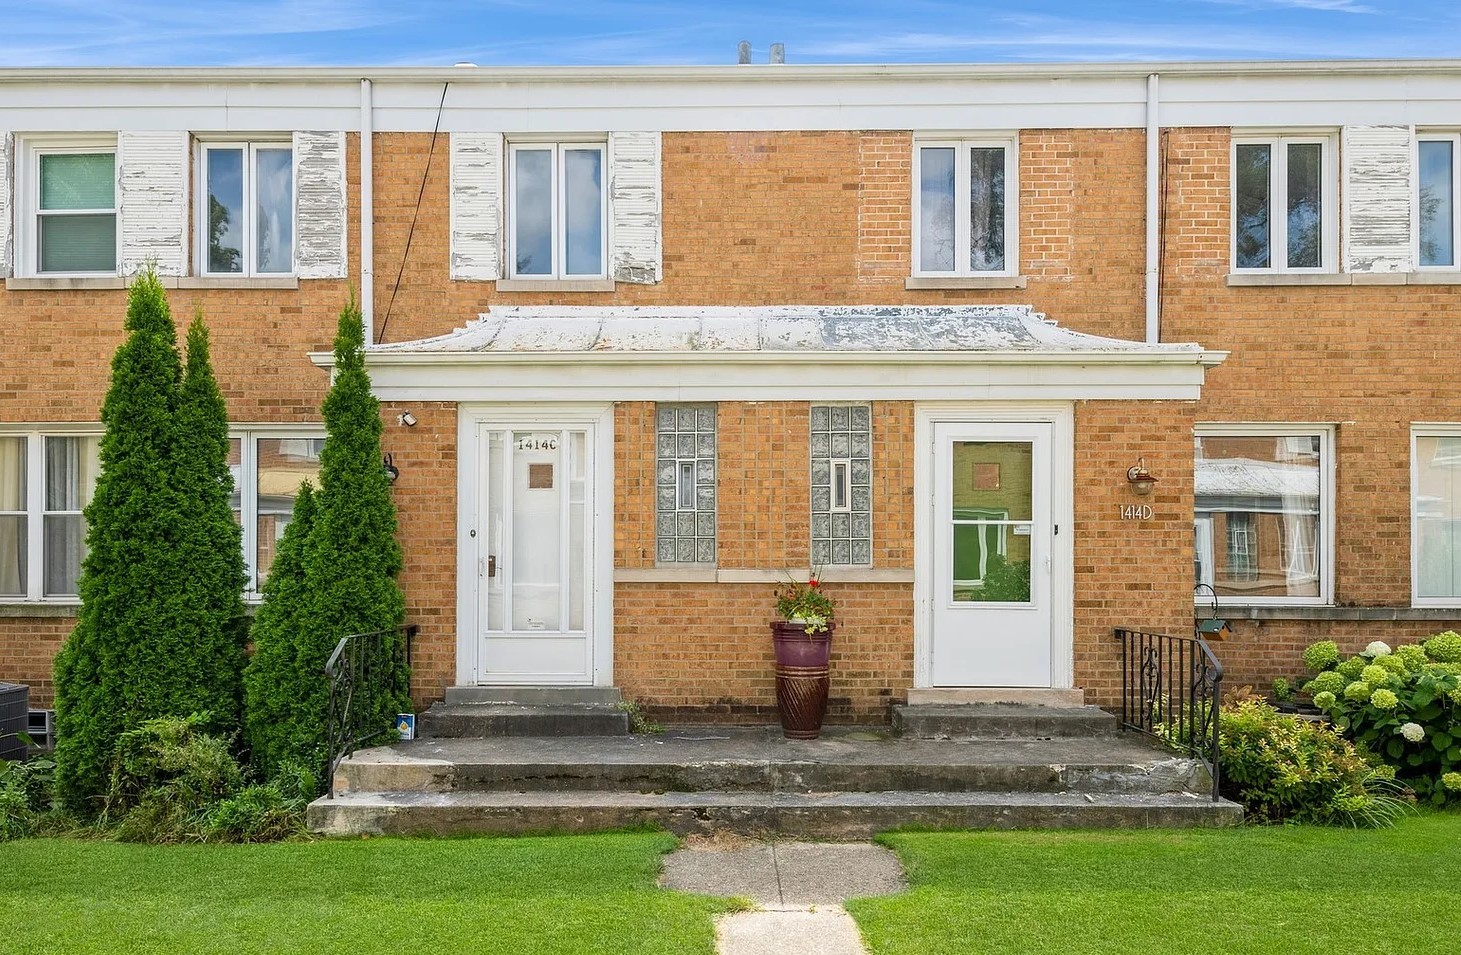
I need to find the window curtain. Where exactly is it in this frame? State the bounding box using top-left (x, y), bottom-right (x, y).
top-left (43, 436), bottom-right (100, 596)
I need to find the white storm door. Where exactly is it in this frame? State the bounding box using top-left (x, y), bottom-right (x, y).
top-left (931, 421), bottom-right (1053, 687)
top-left (477, 425), bottom-right (593, 684)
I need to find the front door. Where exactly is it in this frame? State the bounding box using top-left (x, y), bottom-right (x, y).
top-left (476, 424), bottom-right (594, 684)
top-left (931, 421), bottom-right (1053, 686)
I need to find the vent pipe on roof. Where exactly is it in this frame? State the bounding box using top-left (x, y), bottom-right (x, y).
top-left (738, 41), bottom-right (751, 65)
top-left (770, 43), bottom-right (785, 64)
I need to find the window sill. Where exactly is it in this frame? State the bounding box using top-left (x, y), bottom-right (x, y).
top-left (6, 276), bottom-right (299, 291)
top-left (1226, 272), bottom-right (1461, 287)
top-left (495, 278), bottom-right (616, 293)
top-left (0, 602), bottom-right (81, 618)
top-left (905, 275), bottom-right (1028, 291)
top-left (617, 568), bottom-right (913, 584)
top-left (1222, 605), bottom-right (1461, 622)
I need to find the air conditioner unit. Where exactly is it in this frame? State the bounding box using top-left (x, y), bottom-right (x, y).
top-left (27, 708), bottom-right (55, 750)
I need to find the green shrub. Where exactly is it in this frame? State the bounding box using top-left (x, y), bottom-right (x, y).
top-left (1303, 671), bottom-right (1346, 698)
top-left (1396, 645), bottom-right (1430, 671)
top-left (199, 781), bottom-right (307, 843)
top-left (0, 758), bottom-right (55, 841)
top-left (1271, 677), bottom-right (1295, 704)
top-left (1313, 641), bottom-right (1461, 806)
top-left (1337, 657), bottom-right (1368, 680)
top-left (1303, 640), bottom-right (1341, 673)
top-left (1218, 701), bottom-right (1409, 827)
top-left (53, 275), bottom-right (246, 816)
top-left (1424, 631), bottom-right (1461, 664)
top-left (104, 714), bottom-right (243, 842)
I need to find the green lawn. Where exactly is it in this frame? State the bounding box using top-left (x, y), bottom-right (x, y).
top-left (0, 831), bottom-right (724, 955)
top-left (848, 813), bottom-right (1461, 955)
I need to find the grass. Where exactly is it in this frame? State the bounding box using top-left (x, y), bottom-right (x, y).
top-left (848, 812), bottom-right (1461, 955)
top-left (0, 831), bottom-right (726, 955)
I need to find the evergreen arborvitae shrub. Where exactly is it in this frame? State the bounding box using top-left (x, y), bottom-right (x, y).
top-left (52, 273), bottom-right (247, 816)
top-left (173, 312), bottom-right (248, 728)
top-left (291, 298), bottom-right (409, 777)
top-left (242, 482), bottom-right (318, 778)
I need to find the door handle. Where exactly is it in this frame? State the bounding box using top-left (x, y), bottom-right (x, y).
top-left (487, 555), bottom-right (498, 578)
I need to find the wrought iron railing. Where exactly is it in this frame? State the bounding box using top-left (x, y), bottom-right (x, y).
top-left (1114, 627), bottom-right (1224, 801)
top-left (323, 624), bottom-right (417, 799)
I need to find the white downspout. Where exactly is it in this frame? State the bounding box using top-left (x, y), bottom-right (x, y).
top-left (360, 77), bottom-right (375, 342)
top-left (1145, 72), bottom-right (1160, 344)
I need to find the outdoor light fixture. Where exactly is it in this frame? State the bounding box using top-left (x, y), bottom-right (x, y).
top-left (397, 411), bottom-right (417, 427)
top-left (383, 453), bottom-right (400, 484)
top-left (1126, 457), bottom-right (1158, 496)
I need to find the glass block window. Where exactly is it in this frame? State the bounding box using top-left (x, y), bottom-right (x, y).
top-left (811, 405), bottom-right (872, 566)
top-left (655, 404), bottom-right (716, 564)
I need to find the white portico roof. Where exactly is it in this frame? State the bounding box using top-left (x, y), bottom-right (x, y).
top-left (366, 304), bottom-right (1213, 358)
top-left (318, 305), bottom-right (1225, 403)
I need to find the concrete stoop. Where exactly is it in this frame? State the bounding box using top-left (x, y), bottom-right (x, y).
top-left (891, 703), bottom-right (1119, 739)
top-left (421, 686), bottom-right (630, 738)
top-left (308, 727), bottom-right (1242, 837)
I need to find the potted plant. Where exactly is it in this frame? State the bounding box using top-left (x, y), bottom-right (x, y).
top-left (770, 571), bottom-right (836, 740)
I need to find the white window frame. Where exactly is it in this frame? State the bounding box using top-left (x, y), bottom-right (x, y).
top-left (911, 136), bottom-right (1019, 279)
top-left (1414, 132), bottom-right (1461, 272)
top-left (1194, 423), bottom-right (1335, 607)
top-left (15, 136), bottom-right (120, 279)
top-left (505, 140), bottom-right (609, 281)
top-left (232, 426), bottom-right (325, 599)
top-left (194, 140), bottom-right (296, 277)
top-left (0, 425), bottom-right (103, 603)
top-left (1230, 134), bottom-right (1339, 275)
top-left (1410, 424), bottom-right (1461, 607)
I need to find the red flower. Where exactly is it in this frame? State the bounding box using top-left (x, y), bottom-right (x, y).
top-left (808, 578), bottom-right (819, 588)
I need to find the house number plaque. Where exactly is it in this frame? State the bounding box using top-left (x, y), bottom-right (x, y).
top-left (1120, 504), bottom-right (1154, 521)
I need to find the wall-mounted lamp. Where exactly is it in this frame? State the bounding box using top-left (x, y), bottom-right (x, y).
top-left (397, 411), bottom-right (417, 427)
top-left (1126, 457), bottom-right (1158, 496)
top-left (383, 453), bottom-right (400, 484)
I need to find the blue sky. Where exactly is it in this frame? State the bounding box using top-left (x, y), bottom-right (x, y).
top-left (2, 1), bottom-right (1459, 67)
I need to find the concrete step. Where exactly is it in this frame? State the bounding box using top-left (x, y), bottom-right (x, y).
top-left (442, 686), bottom-right (623, 706)
top-left (421, 703), bottom-right (630, 739)
top-left (334, 730), bottom-right (1211, 798)
top-left (308, 789), bottom-right (1243, 838)
top-left (892, 704), bottom-right (1119, 739)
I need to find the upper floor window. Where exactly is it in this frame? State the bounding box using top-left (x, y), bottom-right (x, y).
top-left (913, 139), bottom-right (1017, 277)
top-left (31, 145), bottom-right (118, 275)
top-left (1418, 133), bottom-right (1459, 270)
top-left (197, 142), bottom-right (295, 276)
top-left (1232, 135), bottom-right (1337, 273)
top-left (508, 141), bottom-right (607, 280)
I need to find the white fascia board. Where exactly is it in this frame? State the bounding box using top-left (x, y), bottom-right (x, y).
top-left (312, 349), bottom-right (1223, 403)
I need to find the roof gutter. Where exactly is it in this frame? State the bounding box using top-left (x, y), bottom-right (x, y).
top-left (1145, 72), bottom-right (1161, 344)
top-left (312, 348), bottom-right (1229, 369)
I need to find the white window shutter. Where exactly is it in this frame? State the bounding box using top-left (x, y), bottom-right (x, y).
top-left (294, 131), bottom-right (348, 279)
top-left (0, 132), bottom-right (12, 279)
top-left (450, 133), bottom-right (502, 281)
top-left (118, 131), bottom-right (188, 277)
top-left (1342, 125), bottom-right (1413, 273)
top-left (609, 131), bottom-right (662, 284)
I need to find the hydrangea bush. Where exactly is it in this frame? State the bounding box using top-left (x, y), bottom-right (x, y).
top-left (1302, 632), bottom-right (1461, 805)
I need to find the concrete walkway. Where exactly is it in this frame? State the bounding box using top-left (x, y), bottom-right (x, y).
top-left (661, 840), bottom-right (905, 955)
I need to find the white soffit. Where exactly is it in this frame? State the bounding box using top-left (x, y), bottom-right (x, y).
top-left (313, 305), bottom-right (1226, 403)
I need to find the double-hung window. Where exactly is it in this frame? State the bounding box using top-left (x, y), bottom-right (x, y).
top-left (29, 144), bottom-right (118, 275)
top-left (197, 142), bottom-right (295, 276)
top-left (1232, 135), bottom-right (1337, 273)
top-left (1411, 427), bottom-right (1461, 605)
top-left (1417, 133), bottom-right (1460, 270)
top-left (913, 138), bottom-right (1017, 277)
top-left (229, 430), bottom-right (324, 596)
top-left (0, 430), bottom-right (102, 600)
top-left (1194, 425), bottom-right (1333, 604)
top-left (507, 141), bottom-right (607, 280)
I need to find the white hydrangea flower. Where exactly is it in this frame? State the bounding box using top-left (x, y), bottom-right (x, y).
top-left (1401, 722), bottom-right (1425, 743)
top-left (1362, 641), bottom-right (1392, 658)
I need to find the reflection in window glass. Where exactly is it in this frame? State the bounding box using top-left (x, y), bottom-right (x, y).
top-left (950, 441), bottom-right (1032, 603)
top-left (43, 436), bottom-right (101, 596)
top-left (206, 148), bottom-right (245, 273)
top-left (1286, 143), bottom-right (1322, 269)
top-left (255, 148), bottom-right (294, 273)
top-left (564, 148), bottom-right (604, 276)
top-left (1195, 433), bottom-right (1322, 600)
top-left (514, 148), bottom-right (554, 276)
top-left (0, 438), bottom-right (26, 597)
top-left (969, 147), bottom-right (1006, 272)
top-left (38, 152), bottom-right (118, 274)
top-left (1419, 139), bottom-right (1456, 268)
top-left (1234, 144), bottom-right (1272, 269)
top-left (1415, 435), bottom-right (1461, 599)
top-left (255, 438), bottom-right (321, 584)
top-left (918, 147), bottom-right (956, 272)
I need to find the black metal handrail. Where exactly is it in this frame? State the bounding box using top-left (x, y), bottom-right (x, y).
top-left (324, 624), bottom-right (418, 799)
top-left (1114, 627), bottom-right (1224, 801)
